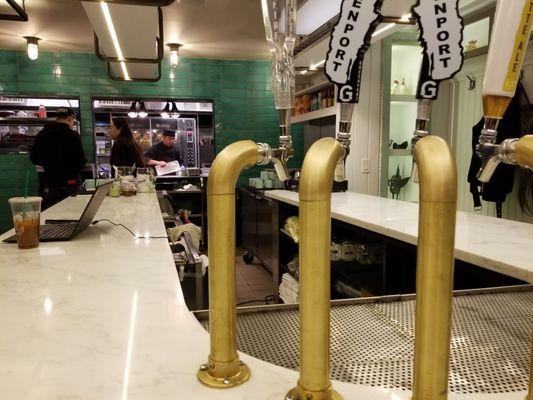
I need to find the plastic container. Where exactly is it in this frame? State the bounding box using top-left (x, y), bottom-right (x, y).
top-left (8, 196), bottom-right (42, 249)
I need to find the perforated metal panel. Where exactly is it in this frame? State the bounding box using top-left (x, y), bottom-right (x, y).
top-left (199, 290), bottom-right (533, 394)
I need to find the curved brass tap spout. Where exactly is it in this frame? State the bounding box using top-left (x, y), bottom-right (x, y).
top-left (412, 135), bottom-right (457, 400)
top-left (197, 140), bottom-right (260, 388)
top-left (515, 135), bottom-right (533, 170)
top-left (286, 137), bottom-right (345, 400)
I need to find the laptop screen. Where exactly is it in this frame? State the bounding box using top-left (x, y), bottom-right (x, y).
top-left (72, 181), bottom-right (112, 237)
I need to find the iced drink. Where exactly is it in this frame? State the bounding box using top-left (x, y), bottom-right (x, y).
top-left (9, 197), bottom-right (42, 249)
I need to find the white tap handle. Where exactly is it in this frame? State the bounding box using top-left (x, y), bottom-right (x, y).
top-left (483, 0), bottom-right (533, 99)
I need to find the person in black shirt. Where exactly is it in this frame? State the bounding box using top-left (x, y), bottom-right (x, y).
top-left (109, 118), bottom-right (145, 170)
top-left (144, 129), bottom-right (184, 167)
top-left (30, 107), bottom-right (87, 209)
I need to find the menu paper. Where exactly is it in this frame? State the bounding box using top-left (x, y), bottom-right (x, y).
top-left (155, 161), bottom-right (181, 176)
top-left (325, 0), bottom-right (383, 103)
top-left (412, 0), bottom-right (464, 100)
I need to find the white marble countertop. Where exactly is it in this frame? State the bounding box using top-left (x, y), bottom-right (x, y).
top-left (266, 190), bottom-right (533, 284)
top-left (0, 193), bottom-right (526, 399)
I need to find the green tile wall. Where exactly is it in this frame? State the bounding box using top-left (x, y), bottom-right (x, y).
top-left (0, 50), bottom-right (304, 232)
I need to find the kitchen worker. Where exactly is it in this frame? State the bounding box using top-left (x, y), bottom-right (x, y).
top-left (144, 129), bottom-right (184, 167)
top-left (30, 107), bottom-right (87, 209)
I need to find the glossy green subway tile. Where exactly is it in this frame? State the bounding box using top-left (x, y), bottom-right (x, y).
top-left (0, 73), bottom-right (19, 86)
top-left (191, 87), bottom-right (220, 98)
top-left (221, 80), bottom-right (251, 90)
top-left (57, 84), bottom-right (91, 95)
top-left (250, 90), bottom-right (274, 100)
top-left (252, 81), bottom-right (273, 91)
top-left (18, 82), bottom-right (57, 93)
top-left (0, 52), bottom-right (18, 63)
top-left (221, 88), bottom-right (251, 99)
top-left (0, 87), bottom-right (20, 96)
top-left (18, 52), bottom-right (55, 67)
top-left (18, 65), bottom-right (57, 76)
top-left (0, 63), bottom-right (18, 75)
top-left (56, 75), bottom-right (91, 85)
top-left (17, 72), bottom-right (56, 84)
top-left (91, 77), bottom-right (116, 86)
top-left (54, 52), bottom-right (91, 66)
top-left (59, 65), bottom-right (93, 76)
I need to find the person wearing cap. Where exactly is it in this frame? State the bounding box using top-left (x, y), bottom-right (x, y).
top-left (30, 107), bottom-right (87, 209)
top-left (144, 129), bottom-right (184, 167)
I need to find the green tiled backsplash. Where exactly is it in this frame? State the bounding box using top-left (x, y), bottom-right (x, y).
top-left (0, 50), bottom-right (304, 232)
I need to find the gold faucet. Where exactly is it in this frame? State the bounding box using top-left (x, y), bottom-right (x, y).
top-left (411, 135), bottom-right (457, 400)
top-left (197, 140), bottom-right (269, 388)
top-left (285, 137), bottom-right (345, 400)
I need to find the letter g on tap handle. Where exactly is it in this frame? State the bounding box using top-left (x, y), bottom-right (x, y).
top-left (409, 0), bottom-right (464, 182)
top-left (412, 0), bottom-right (464, 100)
top-left (325, 0), bottom-right (383, 104)
top-left (325, 0), bottom-right (384, 183)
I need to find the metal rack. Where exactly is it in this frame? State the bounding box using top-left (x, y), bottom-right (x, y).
top-left (196, 285), bottom-right (533, 394)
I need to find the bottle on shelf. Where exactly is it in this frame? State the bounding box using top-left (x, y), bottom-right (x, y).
top-left (399, 78), bottom-right (407, 95)
top-left (391, 80), bottom-right (400, 95)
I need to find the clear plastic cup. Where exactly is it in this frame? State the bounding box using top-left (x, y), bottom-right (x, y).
top-left (8, 197), bottom-right (42, 249)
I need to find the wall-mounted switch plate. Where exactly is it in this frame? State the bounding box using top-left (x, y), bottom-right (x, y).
top-left (361, 158), bottom-right (370, 174)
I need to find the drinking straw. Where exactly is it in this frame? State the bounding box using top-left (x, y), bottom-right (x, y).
top-left (24, 169), bottom-right (30, 198)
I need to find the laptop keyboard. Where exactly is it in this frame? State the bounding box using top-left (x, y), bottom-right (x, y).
top-left (40, 223), bottom-right (77, 239)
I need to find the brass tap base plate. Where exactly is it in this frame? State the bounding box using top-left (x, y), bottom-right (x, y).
top-left (197, 362), bottom-right (251, 388)
top-left (285, 386), bottom-right (343, 400)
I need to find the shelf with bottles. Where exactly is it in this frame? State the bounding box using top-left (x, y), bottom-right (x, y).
top-left (292, 83), bottom-right (335, 122)
top-left (290, 106), bottom-right (336, 124)
top-left (380, 33), bottom-right (422, 203)
top-left (389, 44), bottom-right (422, 98)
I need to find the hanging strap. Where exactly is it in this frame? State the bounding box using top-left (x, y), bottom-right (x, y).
top-left (470, 183), bottom-right (482, 211)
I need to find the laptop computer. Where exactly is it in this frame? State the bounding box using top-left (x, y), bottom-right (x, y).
top-left (3, 181), bottom-right (112, 243)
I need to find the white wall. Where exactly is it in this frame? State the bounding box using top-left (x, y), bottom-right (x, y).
top-left (345, 42), bottom-right (382, 195)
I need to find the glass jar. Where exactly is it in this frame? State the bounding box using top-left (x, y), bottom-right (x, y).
top-left (136, 167), bottom-right (155, 193)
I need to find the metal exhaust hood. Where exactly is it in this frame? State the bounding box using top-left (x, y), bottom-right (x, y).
top-left (81, 1), bottom-right (170, 81)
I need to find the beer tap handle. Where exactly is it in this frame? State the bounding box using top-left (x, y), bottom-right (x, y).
top-left (477, 0), bottom-right (533, 182)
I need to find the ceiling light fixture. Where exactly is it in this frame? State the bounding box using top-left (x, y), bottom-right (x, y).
top-left (372, 23), bottom-right (396, 38)
top-left (309, 59), bottom-right (325, 71)
top-left (161, 102), bottom-right (171, 119)
top-left (171, 102), bottom-right (180, 119)
top-left (127, 101), bottom-right (138, 118)
top-left (400, 13), bottom-right (412, 22)
top-left (138, 101), bottom-right (148, 118)
top-left (101, 1), bottom-right (131, 80)
top-left (167, 43), bottom-right (182, 68)
top-left (24, 36), bottom-right (39, 61)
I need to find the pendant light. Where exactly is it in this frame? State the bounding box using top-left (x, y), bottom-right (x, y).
top-left (127, 101), bottom-right (138, 118)
top-left (138, 101), bottom-right (148, 118)
top-left (24, 36), bottom-right (40, 61)
top-left (160, 102), bottom-right (171, 119)
top-left (171, 102), bottom-right (180, 119)
top-left (167, 43), bottom-right (182, 68)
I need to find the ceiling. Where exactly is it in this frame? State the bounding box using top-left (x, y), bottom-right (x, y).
top-left (0, 0), bottom-right (495, 61)
top-left (0, 0), bottom-right (271, 60)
